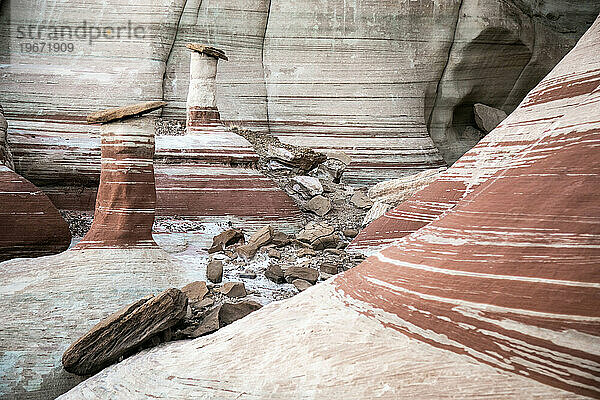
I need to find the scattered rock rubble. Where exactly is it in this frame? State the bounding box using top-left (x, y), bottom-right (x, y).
top-left (59, 125), bottom-right (448, 377)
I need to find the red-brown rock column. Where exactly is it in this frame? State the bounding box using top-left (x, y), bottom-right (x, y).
top-left (77, 116), bottom-right (157, 249)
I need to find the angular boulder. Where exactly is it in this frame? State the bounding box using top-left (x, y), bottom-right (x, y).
top-left (62, 288), bottom-right (188, 376)
top-left (473, 103), bottom-right (508, 134)
top-left (217, 282), bottom-right (247, 298)
top-left (206, 259), bottom-right (224, 283)
top-left (284, 266), bottom-right (319, 284)
top-left (208, 228), bottom-right (244, 254)
top-left (287, 176), bottom-right (324, 200)
top-left (236, 225), bottom-right (273, 260)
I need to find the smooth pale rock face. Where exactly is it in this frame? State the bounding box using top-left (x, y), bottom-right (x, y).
top-left (426, 0), bottom-right (599, 165)
top-left (61, 19), bottom-right (600, 399)
top-left (0, 248), bottom-right (186, 399)
top-left (349, 15), bottom-right (600, 256)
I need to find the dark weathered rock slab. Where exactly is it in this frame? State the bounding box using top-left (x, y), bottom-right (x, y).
top-left (87, 101), bottom-right (167, 124)
top-left (62, 288), bottom-right (188, 375)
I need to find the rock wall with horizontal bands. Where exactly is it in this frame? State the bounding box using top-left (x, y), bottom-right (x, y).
top-left (60, 17), bottom-right (600, 399)
top-left (3, 0), bottom-right (598, 188)
top-left (350, 12), bottom-right (600, 255)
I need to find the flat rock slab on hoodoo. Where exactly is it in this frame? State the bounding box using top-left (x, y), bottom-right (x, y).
top-left (62, 288), bottom-right (188, 376)
top-left (86, 101), bottom-right (167, 124)
top-left (186, 43), bottom-right (228, 61)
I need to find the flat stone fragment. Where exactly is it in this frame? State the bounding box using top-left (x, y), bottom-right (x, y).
top-left (474, 103), bottom-right (508, 134)
top-left (186, 43), bottom-right (229, 61)
top-left (287, 176), bottom-right (324, 200)
top-left (190, 307), bottom-right (221, 338)
top-left (320, 263), bottom-right (338, 275)
top-left (236, 225), bottom-right (273, 260)
top-left (208, 228), bottom-right (244, 254)
top-left (292, 279), bottom-right (313, 291)
top-left (181, 281), bottom-right (209, 302)
top-left (297, 248), bottom-right (317, 258)
top-left (264, 263), bottom-right (285, 284)
top-left (62, 288), bottom-right (188, 375)
top-left (217, 282), bottom-right (247, 298)
top-left (87, 101), bottom-right (167, 124)
top-left (296, 222), bottom-right (335, 244)
top-left (343, 229), bottom-right (359, 238)
top-left (350, 191), bottom-right (373, 209)
top-left (284, 266), bottom-right (319, 284)
top-left (268, 248), bottom-right (281, 259)
top-left (271, 231), bottom-right (292, 247)
top-left (219, 301), bottom-right (262, 326)
top-left (206, 260), bottom-right (224, 283)
top-left (306, 195), bottom-right (332, 217)
top-left (190, 301), bottom-right (262, 338)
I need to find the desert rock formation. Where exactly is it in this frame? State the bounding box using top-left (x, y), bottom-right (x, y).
top-left (0, 105), bottom-right (71, 261)
top-left (2, 0), bottom-right (599, 190)
top-left (349, 12), bottom-right (600, 256)
top-left (59, 16), bottom-right (600, 399)
top-left (0, 104), bottom-right (187, 398)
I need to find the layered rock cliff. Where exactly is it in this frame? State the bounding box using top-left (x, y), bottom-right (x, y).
top-left (1, 0), bottom-right (598, 188)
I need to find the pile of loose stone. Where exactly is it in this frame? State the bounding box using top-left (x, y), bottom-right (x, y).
top-left (61, 126), bottom-right (446, 376)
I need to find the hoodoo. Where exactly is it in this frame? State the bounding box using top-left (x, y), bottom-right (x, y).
top-left (153, 44), bottom-right (301, 242)
top-left (0, 102), bottom-right (186, 399)
top-left (78, 101), bottom-right (165, 249)
top-left (60, 17), bottom-right (600, 399)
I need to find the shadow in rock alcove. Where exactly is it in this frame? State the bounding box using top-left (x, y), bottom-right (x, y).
top-left (428, 26), bottom-right (533, 165)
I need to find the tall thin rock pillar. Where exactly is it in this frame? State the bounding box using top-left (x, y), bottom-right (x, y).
top-left (78, 101), bottom-right (166, 249)
top-left (186, 44), bottom-right (228, 129)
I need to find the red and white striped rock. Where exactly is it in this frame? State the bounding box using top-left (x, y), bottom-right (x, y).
top-left (0, 105), bottom-right (71, 261)
top-left (77, 112), bottom-right (158, 249)
top-left (0, 104), bottom-right (188, 398)
top-left (0, 164), bottom-right (72, 261)
top-left (154, 45), bottom-right (301, 237)
top-left (349, 15), bottom-right (600, 256)
top-left (61, 18), bottom-right (600, 399)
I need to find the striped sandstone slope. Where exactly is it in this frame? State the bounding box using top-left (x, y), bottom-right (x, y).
top-left (0, 106), bottom-right (71, 262)
top-left (61, 19), bottom-right (600, 400)
top-left (349, 15), bottom-right (600, 256)
top-left (0, 165), bottom-right (71, 261)
top-left (0, 105), bottom-right (186, 399)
